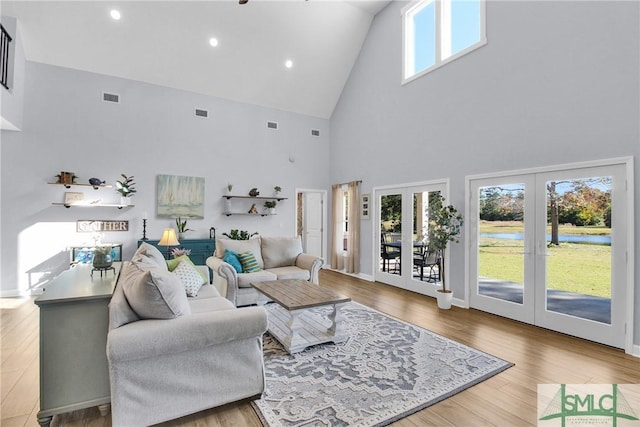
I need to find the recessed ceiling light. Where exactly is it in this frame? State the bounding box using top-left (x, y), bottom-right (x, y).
top-left (285, 59), bottom-right (293, 69)
top-left (110, 9), bottom-right (121, 20)
top-left (209, 38), bottom-right (219, 47)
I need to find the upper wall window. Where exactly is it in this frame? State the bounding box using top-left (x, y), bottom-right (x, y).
top-left (402, 0), bottom-right (486, 83)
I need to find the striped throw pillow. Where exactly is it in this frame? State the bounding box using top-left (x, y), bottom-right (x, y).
top-left (238, 252), bottom-right (261, 273)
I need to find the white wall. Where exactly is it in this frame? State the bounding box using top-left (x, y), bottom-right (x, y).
top-left (330, 1), bottom-right (639, 343)
top-left (0, 61), bottom-right (330, 295)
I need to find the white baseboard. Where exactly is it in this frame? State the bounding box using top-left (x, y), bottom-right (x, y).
top-left (0, 289), bottom-right (24, 298)
top-left (632, 344), bottom-right (640, 358)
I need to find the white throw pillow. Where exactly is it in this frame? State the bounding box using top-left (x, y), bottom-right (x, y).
top-left (261, 236), bottom-right (303, 269)
top-left (122, 263), bottom-right (191, 319)
top-left (132, 242), bottom-right (168, 271)
top-left (172, 259), bottom-right (205, 297)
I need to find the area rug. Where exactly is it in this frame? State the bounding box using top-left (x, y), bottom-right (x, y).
top-left (252, 301), bottom-right (513, 427)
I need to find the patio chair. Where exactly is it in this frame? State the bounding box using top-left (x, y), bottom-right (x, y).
top-left (381, 233), bottom-right (400, 273)
top-left (413, 249), bottom-right (440, 282)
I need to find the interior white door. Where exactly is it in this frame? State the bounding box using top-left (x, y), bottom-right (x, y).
top-left (303, 192), bottom-right (324, 259)
top-left (469, 163), bottom-right (628, 349)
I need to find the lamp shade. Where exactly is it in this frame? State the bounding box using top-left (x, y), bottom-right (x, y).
top-left (158, 228), bottom-right (180, 247)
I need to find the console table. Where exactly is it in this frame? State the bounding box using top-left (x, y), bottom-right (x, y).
top-left (138, 238), bottom-right (216, 280)
top-left (34, 263), bottom-right (121, 427)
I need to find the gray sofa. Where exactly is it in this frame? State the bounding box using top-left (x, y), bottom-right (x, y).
top-left (206, 236), bottom-right (324, 307)
top-left (107, 243), bottom-right (267, 427)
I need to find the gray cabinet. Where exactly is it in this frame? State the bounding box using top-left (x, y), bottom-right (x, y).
top-left (34, 263), bottom-right (121, 426)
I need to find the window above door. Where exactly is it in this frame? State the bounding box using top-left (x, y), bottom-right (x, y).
top-left (402, 0), bottom-right (487, 84)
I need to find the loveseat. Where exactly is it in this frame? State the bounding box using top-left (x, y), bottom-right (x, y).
top-left (107, 243), bottom-right (267, 427)
top-left (206, 236), bottom-right (324, 307)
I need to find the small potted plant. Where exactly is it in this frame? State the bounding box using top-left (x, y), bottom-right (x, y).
top-left (175, 217), bottom-right (192, 239)
top-left (226, 183), bottom-right (233, 195)
top-left (427, 193), bottom-right (464, 309)
top-left (264, 200), bottom-right (277, 214)
top-left (274, 185), bottom-right (282, 196)
top-left (115, 174), bottom-right (136, 205)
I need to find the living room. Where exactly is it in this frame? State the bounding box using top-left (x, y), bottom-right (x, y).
top-left (1, 0), bottom-right (639, 426)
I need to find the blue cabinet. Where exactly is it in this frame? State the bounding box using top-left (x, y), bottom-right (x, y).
top-left (137, 238), bottom-right (216, 265)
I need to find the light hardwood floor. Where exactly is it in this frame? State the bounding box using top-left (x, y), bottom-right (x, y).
top-left (1, 270), bottom-right (638, 426)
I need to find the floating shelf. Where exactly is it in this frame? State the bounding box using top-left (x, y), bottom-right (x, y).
top-left (48, 182), bottom-right (113, 190)
top-left (224, 212), bottom-right (276, 217)
top-left (52, 203), bottom-right (133, 209)
top-left (222, 195), bottom-right (287, 201)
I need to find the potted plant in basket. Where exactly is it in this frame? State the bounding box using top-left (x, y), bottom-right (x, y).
top-left (427, 193), bottom-right (464, 309)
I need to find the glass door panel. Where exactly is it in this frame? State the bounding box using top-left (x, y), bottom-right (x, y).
top-left (410, 189), bottom-right (442, 286)
top-left (470, 175), bottom-right (535, 324)
top-left (477, 184), bottom-right (526, 304)
top-left (544, 176), bottom-right (612, 324)
top-left (378, 191), bottom-right (404, 286)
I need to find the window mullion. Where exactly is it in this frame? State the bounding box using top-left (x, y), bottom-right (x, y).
top-left (440, 0), bottom-right (452, 60)
top-left (434, 0), bottom-right (442, 65)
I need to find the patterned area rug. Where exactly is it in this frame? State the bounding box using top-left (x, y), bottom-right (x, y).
top-left (252, 302), bottom-right (513, 427)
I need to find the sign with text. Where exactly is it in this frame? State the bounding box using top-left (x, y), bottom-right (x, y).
top-left (76, 220), bottom-right (129, 232)
top-left (538, 384), bottom-right (640, 427)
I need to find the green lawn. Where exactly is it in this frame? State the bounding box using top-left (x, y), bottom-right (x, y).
top-left (479, 221), bottom-right (611, 298)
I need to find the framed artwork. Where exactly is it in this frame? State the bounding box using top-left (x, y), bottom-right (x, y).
top-left (64, 192), bottom-right (84, 205)
top-left (157, 175), bottom-right (205, 218)
top-left (361, 193), bottom-right (370, 220)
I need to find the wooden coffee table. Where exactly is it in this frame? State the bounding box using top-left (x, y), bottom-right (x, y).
top-left (251, 279), bottom-right (351, 354)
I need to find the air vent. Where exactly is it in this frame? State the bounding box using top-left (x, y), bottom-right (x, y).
top-left (102, 92), bottom-right (120, 103)
top-left (267, 121), bottom-right (278, 130)
top-left (311, 129), bottom-right (320, 137)
top-left (195, 108), bottom-right (208, 118)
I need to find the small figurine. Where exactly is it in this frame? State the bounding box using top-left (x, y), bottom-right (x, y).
top-left (248, 203), bottom-right (258, 214)
top-left (249, 188), bottom-right (260, 197)
top-left (89, 178), bottom-right (105, 186)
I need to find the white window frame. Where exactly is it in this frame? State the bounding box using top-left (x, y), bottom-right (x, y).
top-left (402, 0), bottom-right (487, 84)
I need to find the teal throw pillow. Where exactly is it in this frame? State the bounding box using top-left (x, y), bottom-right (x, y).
top-left (223, 249), bottom-right (243, 273)
top-left (238, 252), bottom-right (261, 273)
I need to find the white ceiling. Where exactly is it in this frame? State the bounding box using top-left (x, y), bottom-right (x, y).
top-left (1, 0), bottom-right (392, 118)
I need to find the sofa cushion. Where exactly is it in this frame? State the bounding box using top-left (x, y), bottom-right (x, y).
top-left (237, 270), bottom-right (278, 288)
top-left (238, 252), bottom-right (261, 273)
top-left (216, 238), bottom-right (263, 269)
top-left (123, 263), bottom-right (191, 319)
top-left (261, 236), bottom-right (303, 269)
top-left (188, 296), bottom-right (236, 314)
top-left (223, 249), bottom-right (243, 273)
top-left (109, 263), bottom-right (141, 330)
top-left (172, 259), bottom-right (205, 297)
top-left (268, 266), bottom-right (311, 281)
top-left (192, 284), bottom-right (221, 299)
top-left (167, 254), bottom-right (208, 283)
top-left (132, 242), bottom-right (167, 270)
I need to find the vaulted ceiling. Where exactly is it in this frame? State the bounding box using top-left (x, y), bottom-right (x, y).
top-left (2, 1), bottom-right (391, 118)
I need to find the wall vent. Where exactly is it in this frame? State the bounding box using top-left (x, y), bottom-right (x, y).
top-left (267, 121), bottom-right (278, 130)
top-left (195, 108), bottom-right (208, 118)
top-left (311, 129), bottom-right (320, 137)
top-left (102, 92), bottom-right (120, 103)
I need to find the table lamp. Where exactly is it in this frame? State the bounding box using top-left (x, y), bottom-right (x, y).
top-left (158, 228), bottom-right (180, 259)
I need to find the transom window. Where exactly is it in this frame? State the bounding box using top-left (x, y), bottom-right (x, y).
top-left (402, 0), bottom-right (486, 83)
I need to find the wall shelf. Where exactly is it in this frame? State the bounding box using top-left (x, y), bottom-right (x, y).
top-left (222, 195), bottom-right (286, 216)
top-left (48, 182), bottom-right (113, 190)
top-left (52, 203), bottom-right (133, 209)
top-left (222, 195), bottom-right (287, 201)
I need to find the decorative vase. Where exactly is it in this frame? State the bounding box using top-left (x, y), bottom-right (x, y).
top-left (268, 208), bottom-right (276, 215)
top-left (93, 246), bottom-right (113, 269)
top-left (120, 196), bottom-right (129, 206)
top-left (436, 290), bottom-right (453, 309)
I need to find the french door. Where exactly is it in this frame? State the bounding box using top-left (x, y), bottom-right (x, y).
top-left (469, 162), bottom-right (629, 348)
top-left (375, 182), bottom-right (447, 295)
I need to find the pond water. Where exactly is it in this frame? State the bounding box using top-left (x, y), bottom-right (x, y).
top-left (480, 233), bottom-right (611, 245)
